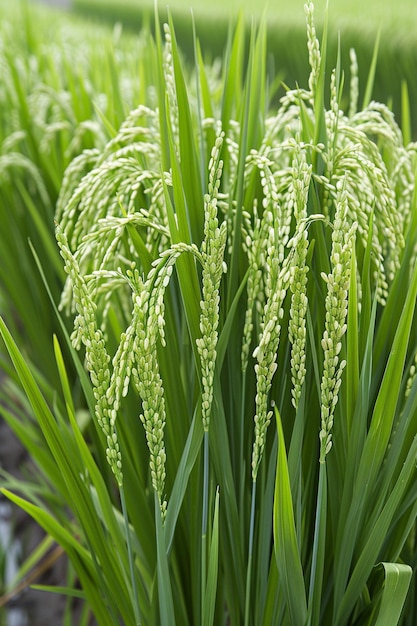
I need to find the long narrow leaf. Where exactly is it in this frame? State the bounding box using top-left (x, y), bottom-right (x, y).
top-left (334, 258), bottom-right (417, 612)
top-left (1, 489), bottom-right (116, 626)
top-left (273, 407), bottom-right (307, 626)
top-left (373, 563), bottom-right (412, 626)
top-left (155, 496), bottom-right (176, 626)
top-left (165, 407), bottom-right (204, 553)
top-left (202, 488), bottom-right (220, 626)
top-left (307, 463), bottom-right (327, 626)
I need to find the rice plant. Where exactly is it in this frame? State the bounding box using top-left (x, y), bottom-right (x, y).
top-left (0, 0), bottom-right (151, 385)
top-left (2, 1), bottom-right (417, 625)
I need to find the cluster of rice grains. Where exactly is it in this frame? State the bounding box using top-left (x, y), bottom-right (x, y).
top-left (56, 2), bottom-right (416, 516)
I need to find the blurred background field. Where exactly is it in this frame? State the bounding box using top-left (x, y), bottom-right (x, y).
top-left (69, 0), bottom-right (417, 138)
top-left (71, 0), bottom-right (417, 27)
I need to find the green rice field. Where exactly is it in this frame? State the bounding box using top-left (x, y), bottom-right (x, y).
top-left (1, 1), bottom-right (417, 624)
top-left (72, 0), bottom-right (417, 137)
top-left (73, 0), bottom-right (417, 26)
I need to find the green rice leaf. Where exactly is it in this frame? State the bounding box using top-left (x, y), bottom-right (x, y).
top-left (273, 406), bottom-right (307, 626)
top-left (362, 29), bottom-right (380, 110)
top-left (336, 435), bottom-right (417, 625)
top-left (298, 88), bottom-right (315, 143)
top-left (0, 317), bottom-right (71, 466)
top-left (164, 408), bottom-right (204, 553)
top-left (154, 8), bottom-right (170, 172)
top-left (29, 241), bottom-right (96, 416)
top-left (255, 437), bottom-right (278, 623)
top-left (0, 401), bottom-right (65, 496)
top-left (15, 179), bottom-right (63, 279)
top-left (334, 258), bottom-right (417, 616)
top-left (345, 245), bottom-right (359, 435)
top-left (363, 257), bottom-right (417, 488)
top-left (92, 100), bottom-right (118, 139)
top-left (0, 489), bottom-right (85, 556)
top-left (0, 318), bottom-right (136, 623)
top-left (196, 39), bottom-right (215, 148)
top-left (261, 556), bottom-right (283, 625)
top-left (162, 117), bottom-right (202, 359)
top-left (30, 585), bottom-right (86, 599)
top-left (5, 534), bottom-right (55, 591)
top-left (228, 16), bottom-right (266, 303)
top-left (220, 13), bottom-right (245, 139)
top-left (307, 463), bottom-right (327, 626)
top-left (209, 384), bottom-right (245, 619)
top-left (155, 496), bottom-right (176, 626)
top-left (0, 489), bottom-right (116, 626)
top-left (217, 268), bottom-right (249, 369)
top-left (191, 14), bottom-right (208, 190)
top-left (373, 563), bottom-right (412, 626)
top-left (358, 212), bottom-right (374, 362)
top-left (168, 13), bottom-right (204, 243)
top-left (202, 487), bottom-right (220, 626)
top-left (53, 335), bottom-right (76, 420)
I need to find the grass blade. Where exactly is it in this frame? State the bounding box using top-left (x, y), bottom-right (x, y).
top-left (373, 563), bottom-right (412, 626)
top-left (1, 489), bottom-right (116, 626)
top-left (307, 463), bottom-right (327, 626)
top-left (362, 29), bottom-right (380, 110)
top-left (202, 487), bottom-right (220, 626)
top-left (336, 435), bottom-right (417, 625)
top-left (164, 407), bottom-right (204, 553)
top-left (273, 407), bottom-right (307, 626)
top-left (155, 496), bottom-right (176, 626)
top-left (334, 258), bottom-right (417, 614)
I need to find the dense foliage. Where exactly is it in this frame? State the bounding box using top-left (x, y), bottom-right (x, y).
top-left (1, 2), bottom-right (417, 625)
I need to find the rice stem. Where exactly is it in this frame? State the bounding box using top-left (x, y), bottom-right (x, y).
top-left (201, 430), bottom-right (210, 622)
top-left (244, 480), bottom-right (257, 626)
top-left (120, 485), bottom-right (142, 626)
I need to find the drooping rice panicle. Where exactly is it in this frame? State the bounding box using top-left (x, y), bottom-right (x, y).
top-left (197, 133), bottom-right (227, 431)
top-left (324, 105), bottom-right (405, 304)
top-left (305, 0), bottom-right (322, 100)
top-left (319, 181), bottom-right (357, 463)
top-left (163, 22), bottom-right (179, 149)
top-left (57, 105), bottom-right (162, 248)
top-left (251, 212), bottom-right (291, 482)
top-left (130, 265), bottom-right (169, 517)
top-left (348, 48), bottom-right (359, 119)
top-left (251, 222), bottom-right (280, 480)
top-left (129, 242), bottom-right (201, 516)
top-left (55, 148), bottom-right (101, 228)
top-left (241, 204), bottom-right (266, 373)
top-left (323, 69), bottom-right (340, 214)
top-left (288, 146), bottom-right (312, 410)
top-left (55, 224), bottom-right (123, 485)
top-left (241, 150), bottom-right (280, 373)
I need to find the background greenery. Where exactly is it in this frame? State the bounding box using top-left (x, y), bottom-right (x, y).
top-left (73, 0), bottom-right (417, 137)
